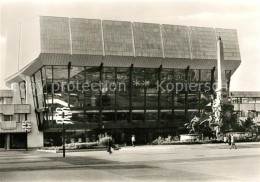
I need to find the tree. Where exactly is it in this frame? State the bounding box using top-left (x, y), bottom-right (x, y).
top-left (242, 113), bottom-right (258, 138)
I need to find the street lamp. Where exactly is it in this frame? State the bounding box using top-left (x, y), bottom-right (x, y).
top-left (22, 121), bottom-right (32, 151)
top-left (62, 111), bottom-right (66, 157)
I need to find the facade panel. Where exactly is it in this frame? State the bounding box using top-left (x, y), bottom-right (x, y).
top-left (40, 16), bottom-right (71, 54)
top-left (215, 28), bottom-right (241, 61)
top-left (103, 20), bottom-right (134, 56)
top-left (161, 25), bottom-right (191, 59)
top-left (133, 23), bottom-right (163, 57)
top-left (190, 26), bottom-right (217, 60)
top-left (71, 18), bottom-right (103, 55)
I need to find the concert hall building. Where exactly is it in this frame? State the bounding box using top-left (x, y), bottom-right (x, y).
top-left (2, 16), bottom-right (241, 147)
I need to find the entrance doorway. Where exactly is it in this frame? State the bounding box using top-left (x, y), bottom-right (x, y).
top-left (10, 133), bottom-right (27, 149)
top-left (0, 134), bottom-right (5, 148)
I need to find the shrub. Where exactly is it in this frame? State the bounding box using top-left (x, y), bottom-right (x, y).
top-left (41, 142), bottom-right (99, 150)
top-left (152, 139), bottom-right (164, 145)
top-left (99, 137), bottom-right (111, 146)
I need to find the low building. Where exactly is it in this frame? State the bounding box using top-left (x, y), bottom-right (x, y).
top-left (230, 91), bottom-right (260, 125)
top-left (0, 89), bottom-right (43, 149)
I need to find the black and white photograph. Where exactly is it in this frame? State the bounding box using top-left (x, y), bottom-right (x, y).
top-left (0, 0), bottom-right (260, 181)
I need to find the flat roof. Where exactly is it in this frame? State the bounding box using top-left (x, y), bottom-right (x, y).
top-left (230, 91), bottom-right (260, 98)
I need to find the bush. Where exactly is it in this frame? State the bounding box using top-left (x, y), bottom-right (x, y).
top-left (151, 139), bottom-right (164, 145)
top-left (255, 135), bottom-right (260, 142)
top-left (41, 142), bottom-right (99, 150)
top-left (99, 137), bottom-right (111, 146)
top-left (65, 142), bottom-right (98, 149)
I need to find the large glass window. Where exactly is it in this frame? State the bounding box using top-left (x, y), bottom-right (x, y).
top-left (132, 112), bottom-right (145, 122)
top-left (31, 65), bottom-right (221, 129)
top-left (242, 98), bottom-right (249, 103)
top-left (161, 111), bottom-right (172, 122)
top-left (53, 66), bottom-right (68, 80)
top-left (35, 70), bottom-right (44, 108)
top-left (132, 68), bottom-right (145, 110)
top-left (69, 66), bottom-right (85, 110)
top-left (146, 68), bottom-right (158, 110)
top-left (102, 67), bottom-right (116, 110)
top-left (145, 112), bottom-right (158, 122)
top-left (189, 70), bottom-right (200, 82)
top-left (85, 67), bottom-right (100, 111)
top-left (174, 69), bottom-right (186, 108)
top-left (4, 115), bottom-right (12, 121)
top-left (160, 69), bottom-right (173, 110)
top-left (187, 70), bottom-right (200, 110)
top-left (117, 68), bottom-right (130, 110)
top-left (30, 76), bottom-right (37, 108)
top-left (200, 70), bottom-right (211, 82)
top-left (248, 98), bottom-right (256, 103)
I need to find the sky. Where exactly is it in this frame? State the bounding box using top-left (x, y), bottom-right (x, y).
top-left (0, 0), bottom-right (260, 91)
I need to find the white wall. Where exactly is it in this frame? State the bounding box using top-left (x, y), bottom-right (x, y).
top-left (25, 76), bottom-right (43, 148)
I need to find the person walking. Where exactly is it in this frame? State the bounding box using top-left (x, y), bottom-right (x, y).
top-left (228, 134), bottom-right (231, 147)
top-left (131, 135), bottom-right (135, 147)
top-left (224, 135), bottom-right (227, 144)
top-left (230, 134), bottom-right (237, 149)
top-left (107, 135), bottom-right (113, 154)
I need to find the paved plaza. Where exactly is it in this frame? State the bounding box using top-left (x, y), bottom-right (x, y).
top-left (0, 143), bottom-right (260, 182)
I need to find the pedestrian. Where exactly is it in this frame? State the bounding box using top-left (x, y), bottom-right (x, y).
top-left (230, 134), bottom-right (237, 149)
top-left (228, 134), bottom-right (231, 146)
top-left (223, 135), bottom-right (227, 143)
top-left (107, 135), bottom-right (113, 154)
top-left (131, 135), bottom-right (135, 147)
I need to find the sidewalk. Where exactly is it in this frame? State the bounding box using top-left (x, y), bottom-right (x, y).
top-left (1, 142), bottom-right (259, 182)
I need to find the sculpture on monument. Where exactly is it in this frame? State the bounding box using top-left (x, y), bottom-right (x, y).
top-left (185, 37), bottom-right (232, 139)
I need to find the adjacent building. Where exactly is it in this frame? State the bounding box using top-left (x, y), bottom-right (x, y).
top-left (0, 89), bottom-right (42, 149)
top-left (2, 16), bottom-right (241, 147)
top-left (230, 91), bottom-right (260, 124)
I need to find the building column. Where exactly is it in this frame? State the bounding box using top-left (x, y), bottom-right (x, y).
top-left (198, 70), bottom-right (201, 117)
top-left (115, 67), bottom-right (118, 123)
top-left (99, 63), bottom-right (103, 129)
top-left (158, 65), bottom-right (162, 128)
top-left (129, 64), bottom-right (133, 123)
top-left (25, 75), bottom-right (44, 148)
top-left (144, 68), bottom-right (147, 122)
top-left (172, 69), bottom-right (175, 122)
top-left (5, 134), bottom-right (10, 150)
top-left (67, 62), bottom-right (71, 107)
top-left (184, 66), bottom-right (190, 121)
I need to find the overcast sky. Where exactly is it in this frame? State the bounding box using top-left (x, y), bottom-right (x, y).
top-left (0, 0), bottom-right (260, 91)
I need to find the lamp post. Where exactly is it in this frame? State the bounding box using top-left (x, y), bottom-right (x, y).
top-left (62, 112), bottom-right (66, 157)
top-left (22, 121), bottom-right (31, 151)
top-left (26, 130), bottom-right (28, 151)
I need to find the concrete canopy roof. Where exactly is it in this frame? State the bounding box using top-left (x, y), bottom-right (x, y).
top-left (5, 16), bottom-right (241, 84)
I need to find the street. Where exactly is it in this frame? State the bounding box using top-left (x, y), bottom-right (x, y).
top-left (1, 143), bottom-right (260, 182)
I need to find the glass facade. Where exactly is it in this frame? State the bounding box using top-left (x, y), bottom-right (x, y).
top-left (30, 65), bottom-right (232, 142)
